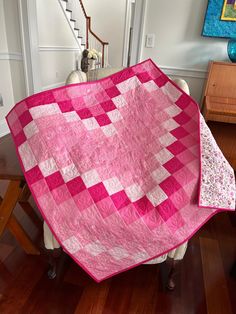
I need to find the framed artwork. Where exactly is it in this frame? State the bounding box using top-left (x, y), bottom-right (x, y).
top-left (221, 0), bottom-right (236, 21)
top-left (202, 0), bottom-right (236, 38)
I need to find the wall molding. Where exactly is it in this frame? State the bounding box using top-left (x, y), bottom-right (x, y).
top-left (160, 65), bottom-right (207, 79)
top-left (0, 119), bottom-right (10, 137)
top-left (0, 52), bottom-right (23, 61)
top-left (39, 46), bottom-right (82, 52)
top-left (42, 81), bottom-right (65, 91)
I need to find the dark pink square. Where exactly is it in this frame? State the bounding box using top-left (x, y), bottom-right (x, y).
top-left (111, 190), bottom-right (130, 210)
top-left (159, 176), bottom-right (181, 196)
top-left (136, 72), bottom-right (151, 83)
top-left (154, 75), bottom-right (169, 87)
top-left (173, 112), bottom-right (191, 125)
top-left (171, 127), bottom-right (189, 139)
top-left (96, 114), bottom-right (111, 126)
top-left (101, 100), bottom-right (116, 112)
top-left (175, 94), bottom-right (190, 109)
top-left (157, 199), bottom-right (178, 221)
top-left (96, 197), bottom-right (117, 218)
top-left (58, 100), bottom-right (73, 113)
top-left (26, 92), bottom-right (55, 108)
top-left (77, 108), bottom-right (93, 119)
top-left (163, 157), bottom-right (184, 174)
top-left (45, 171), bottom-right (65, 191)
top-left (19, 111), bottom-right (33, 128)
top-left (134, 196), bottom-right (153, 216)
top-left (89, 182), bottom-right (109, 202)
top-left (105, 86), bottom-right (121, 98)
top-left (111, 68), bottom-right (135, 84)
top-left (167, 141), bottom-right (187, 155)
top-left (15, 131), bottom-right (26, 146)
top-left (67, 176), bottom-right (86, 196)
top-left (26, 166), bottom-right (43, 185)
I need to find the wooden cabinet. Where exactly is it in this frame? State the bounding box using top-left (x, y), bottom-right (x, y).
top-left (202, 61), bottom-right (236, 170)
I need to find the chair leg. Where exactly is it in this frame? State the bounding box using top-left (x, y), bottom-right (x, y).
top-left (167, 259), bottom-right (178, 290)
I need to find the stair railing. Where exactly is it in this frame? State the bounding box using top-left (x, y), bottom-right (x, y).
top-left (79, 0), bottom-right (109, 67)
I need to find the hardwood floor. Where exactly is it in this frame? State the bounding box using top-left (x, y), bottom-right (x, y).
top-left (0, 209), bottom-right (235, 314)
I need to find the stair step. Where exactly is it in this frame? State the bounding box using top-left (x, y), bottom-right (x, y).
top-left (66, 8), bottom-right (72, 12)
top-left (70, 18), bottom-right (76, 22)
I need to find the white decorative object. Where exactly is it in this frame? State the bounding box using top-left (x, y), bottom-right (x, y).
top-left (65, 70), bottom-right (87, 85)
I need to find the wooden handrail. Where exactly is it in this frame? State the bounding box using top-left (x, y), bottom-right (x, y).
top-left (79, 1), bottom-right (109, 47)
top-left (79, 0), bottom-right (109, 45)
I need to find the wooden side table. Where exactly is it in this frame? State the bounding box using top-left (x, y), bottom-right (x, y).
top-left (202, 61), bottom-right (236, 171)
top-left (0, 134), bottom-right (40, 255)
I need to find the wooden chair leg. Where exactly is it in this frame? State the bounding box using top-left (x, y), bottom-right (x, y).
top-left (0, 180), bottom-right (23, 237)
top-left (18, 183), bottom-right (42, 229)
top-left (7, 214), bottom-right (40, 255)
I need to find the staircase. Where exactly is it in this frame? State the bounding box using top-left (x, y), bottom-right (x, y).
top-left (58, 0), bottom-right (109, 67)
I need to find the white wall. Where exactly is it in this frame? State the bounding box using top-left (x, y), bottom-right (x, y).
top-left (0, 0), bottom-right (25, 137)
top-left (83, 0), bottom-right (127, 67)
top-left (36, 0), bottom-right (81, 90)
top-left (141, 0), bottom-right (229, 103)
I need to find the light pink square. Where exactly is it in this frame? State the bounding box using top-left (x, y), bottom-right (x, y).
top-left (74, 189), bottom-right (94, 211)
top-left (119, 204), bottom-right (140, 225)
top-left (96, 197), bottom-right (117, 218)
top-left (142, 209), bottom-right (163, 230)
top-left (52, 184), bottom-right (71, 204)
top-left (31, 179), bottom-right (49, 198)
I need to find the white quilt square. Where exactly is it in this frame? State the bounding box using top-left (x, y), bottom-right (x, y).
top-left (103, 177), bottom-right (123, 195)
top-left (155, 148), bottom-right (174, 165)
top-left (102, 125), bottom-right (117, 137)
top-left (165, 105), bottom-right (181, 118)
top-left (63, 111), bottom-right (81, 122)
top-left (82, 117), bottom-right (99, 130)
top-left (18, 142), bottom-right (37, 171)
top-left (23, 120), bottom-right (39, 139)
top-left (125, 184), bottom-right (144, 202)
top-left (85, 240), bottom-right (106, 256)
top-left (146, 186), bottom-right (168, 206)
top-left (29, 103), bottom-right (60, 119)
top-left (112, 95), bottom-right (127, 108)
top-left (152, 166), bottom-right (170, 184)
top-left (109, 246), bottom-right (129, 260)
top-left (39, 158), bottom-right (58, 177)
top-left (63, 236), bottom-right (81, 254)
top-left (61, 163), bottom-right (80, 183)
top-left (107, 109), bottom-right (123, 123)
top-left (159, 133), bottom-right (176, 146)
top-left (81, 169), bottom-right (101, 187)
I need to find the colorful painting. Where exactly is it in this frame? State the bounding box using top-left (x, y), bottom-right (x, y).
top-left (202, 0), bottom-right (236, 38)
top-left (221, 0), bottom-right (236, 21)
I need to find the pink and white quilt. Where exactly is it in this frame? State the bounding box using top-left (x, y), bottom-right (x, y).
top-left (6, 59), bottom-right (235, 282)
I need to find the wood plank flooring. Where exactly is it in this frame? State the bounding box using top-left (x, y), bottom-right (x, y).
top-left (0, 209), bottom-right (235, 314)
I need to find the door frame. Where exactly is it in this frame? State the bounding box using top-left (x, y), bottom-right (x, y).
top-left (122, 0), bottom-right (147, 67)
top-left (18, 0), bottom-right (41, 95)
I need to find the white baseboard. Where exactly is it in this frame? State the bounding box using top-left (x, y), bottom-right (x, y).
top-left (160, 65), bottom-right (207, 79)
top-left (42, 81), bottom-right (65, 91)
top-left (0, 119), bottom-right (10, 137)
top-left (0, 52), bottom-right (23, 61)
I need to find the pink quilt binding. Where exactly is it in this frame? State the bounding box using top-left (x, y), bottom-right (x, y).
top-left (6, 59), bottom-right (235, 282)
